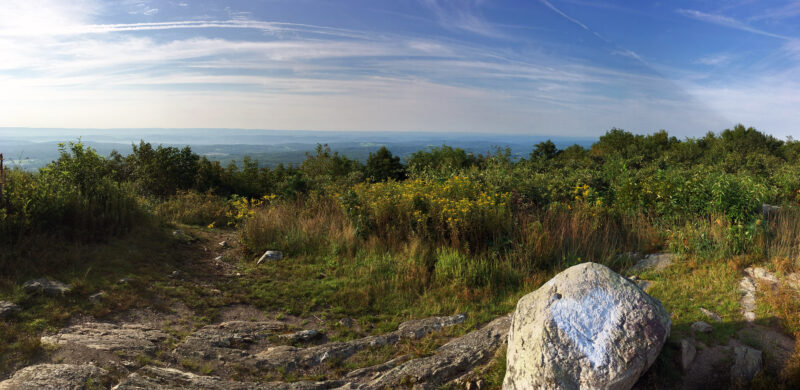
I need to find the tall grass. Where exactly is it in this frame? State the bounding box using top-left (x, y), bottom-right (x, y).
top-left (241, 198), bottom-right (358, 258)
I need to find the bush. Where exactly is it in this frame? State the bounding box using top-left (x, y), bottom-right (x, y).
top-left (0, 142), bottom-right (141, 243)
top-left (341, 176), bottom-right (511, 251)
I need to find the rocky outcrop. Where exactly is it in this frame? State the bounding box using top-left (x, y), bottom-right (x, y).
top-left (255, 314), bottom-right (467, 371)
top-left (366, 315), bottom-right (510, 389)
top-left (0, 363), bottom-right (109, 389)
top-left (112, 366), bottom-right (341, 390)
top-left (41, 322), bottom-right (169, 356)
top-left (22, 278), bottom-right (72, 296)
top-left (173, 321), bottom-right (285, 361)
top-left (503, 262), bottom-right (671, 390)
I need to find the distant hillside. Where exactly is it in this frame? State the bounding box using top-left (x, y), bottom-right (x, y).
top-left (0, 128), bottom-right (594, 170)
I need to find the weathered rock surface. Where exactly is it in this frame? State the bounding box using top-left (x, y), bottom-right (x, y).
top-left (279, 329), bottom-right (321, 343)
top-left (0, 301), bottom-right (20, 319)
top-left (739, 274), bottom-right (757, 322)
top-left (690, 321), bottom-right (712, 334)
top-left (699, 308), bottom-right (722, 323)
top-left (737, 325), bottom-right (795, 374)
top-left (22, 278), bottom-right (72, 296)
top-left (630, 253), bottom-right (675, 273)
top-left (0, 363), bottom-right (108, 390)
top-left (173, 321), bottom-right (285, 361)
top-left (112, 366), bottom-right (341, 390)
top-left (41, 322), bottom-right (169, 356)
top-left (730, 345), bottom-right (762, 386)
top-left (503, 262), bottom-right (671, 390)
top-left (255, 314), bottom-right (467, 371)
top-left (366, 315), bottom-right (511, 389)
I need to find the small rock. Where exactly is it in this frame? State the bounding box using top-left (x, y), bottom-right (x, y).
top-left (213, 255), bottom-right (223, 262)
top-left (466, 380), bottom-right (484, 390)
top-left (172, 230), bottom-right (195, 242)
top-left (0, 301), bottom-right (20, 319)
top-left (119, 277), bottom-right (135, 284)
top-left (762, 203), bottom-right (780, 216)
top-left (730, 345), bottom-right (762, 386)
top-left (279, 329), bottom-right (321, 343)
top-left (169, 270), bottom-right (181, 279)
top-left (89, 291), bottom-right (106, 303)
top-left (691, 321), bottom-right (713, 334)
top-left (257, 250), bottom-right (283, 264)
top-left (745, 267), bottom-right (780, 289)
top-left (700, 307), bottom-right (722, 322)
top-left (338, 318), bottom-right (354, 328)
top-left (22, 278), bottom-right (72, 296)
top-left (631, 252), bottom-right (675, 272)
top-left (637, 280), bottom-right (652, 291)
top-left (681, 338), bottom-right (697, 371)
top-left (219, 241), bottom-right (229, 249)
top-left (235, 272), bottom-right (242, 277)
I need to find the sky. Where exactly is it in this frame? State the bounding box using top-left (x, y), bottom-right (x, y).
top-left (0, 0), bottom-right (799, 138)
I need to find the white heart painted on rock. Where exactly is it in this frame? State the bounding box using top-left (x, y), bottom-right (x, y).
top-left (550, 288), bottom-right (622, 367)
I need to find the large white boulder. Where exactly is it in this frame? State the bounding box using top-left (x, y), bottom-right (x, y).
top-left (503, 262), bottom-right (671, 390)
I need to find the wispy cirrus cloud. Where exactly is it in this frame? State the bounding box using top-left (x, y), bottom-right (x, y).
top-left (418, 0), bottom-right (504, 38)
top-left (677, 9), bottom-right (793, 40)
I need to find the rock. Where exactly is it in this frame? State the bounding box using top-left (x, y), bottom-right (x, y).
top-left (255, 314), bottom-right (467, 372)
top-left (279, 329), bottom-right (322, 343)
top-left (367, 315), bottom-right (511, 389)
top-left (739, 275), bottom-right (757, 322)
top-left (691, 321), bottom-right (713, 334)
top-left (172, 229), bottom-right (195, 242)
top-left (630, 253), bottom-right (675, 273)
top-left (119, 277), bottom-right (135, 284)
top-left (681, 343), bottom-right (735, 389)
top-left (173, 321), bottom-right (285, 361)
top-left (22, 278), bottom-right (72, 296)
top-left (169, 270), bottom-right (181, 278)
top-left (762, 203), bottom-right (780, 216)
top-left (214, 255), bottom-right (223, 262)
top-left (338, 318), bottom-right (354, 328)
top-left (737, 325), bottom-right (795, 374)
top-left (113, 366), bottom-right (341, 390)
top-left (0, 363), bottom-right (109, 389)
top-left (89, 291), bottom-right (106, 303)
top-left (700, 307), bottom-right (722, 322)
top-left (219, 240), bottom-right (229, 249)
top-left (0, 301), bottom-right (20, 319)
top-left (503, 262), bottom-right (671, 390)
top-left (681, 339), bottom-right (697, 371)
top-left (786, 273), bottom-right (800, 291)
top-left (730, 345), bottom-right (762, 386)
top-left (745, 267), bottom-right (779, 289)
top-left (41, 322), bottom-right (168, 357)
top-left (636, 280), bottom-right (652, 291)
top-left (257, 250), bottom-right (284, 264)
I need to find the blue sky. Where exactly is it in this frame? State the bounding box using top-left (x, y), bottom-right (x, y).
top-left (1, 0), bottom-right (798, 137)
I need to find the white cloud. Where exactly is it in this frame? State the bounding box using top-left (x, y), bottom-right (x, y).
top-left (694, 54), bottom-right (732, 66)
top-left (677, 9), bottom-right (792, 40)
top-left (419, 0), bottom-right (505, 38)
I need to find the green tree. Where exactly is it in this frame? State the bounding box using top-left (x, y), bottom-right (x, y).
top-left (365, 146), bottom-right (406, 182)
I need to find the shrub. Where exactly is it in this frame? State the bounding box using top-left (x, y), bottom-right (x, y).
top-left (154, 191), bottom-right (231, 227)
top-left (341, 176), bottom-right (512, 251)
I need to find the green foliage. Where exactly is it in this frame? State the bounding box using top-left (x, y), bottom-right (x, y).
top-left (364, 146), bottom-right (406, 182)
top-left (0, 142), bottom-right (141, 245)
top-left (406, 145), bottom-right (479, 178)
